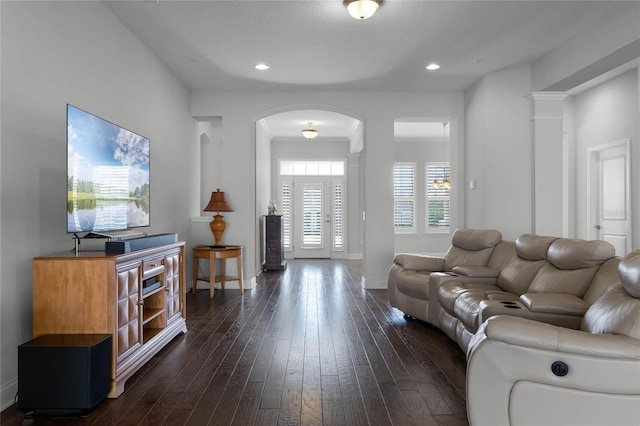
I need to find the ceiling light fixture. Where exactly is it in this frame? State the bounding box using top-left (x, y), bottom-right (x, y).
top-left (344, 0), bottom-right (382, 20)
top-left (255, 63), bottom-right (270, 70)
top-left (302, 122), bottom-right (318, 140)
top-left (426, 63), bottom-right (440, 70)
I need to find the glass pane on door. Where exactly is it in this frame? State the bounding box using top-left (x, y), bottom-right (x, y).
top-left (302, 185), bottom-right (323, 248)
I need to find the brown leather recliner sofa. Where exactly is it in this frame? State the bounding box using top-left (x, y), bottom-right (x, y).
top-left (466, 249), bottom-right (640, 426)
top-left (388, 229), bottom-right (619, 351)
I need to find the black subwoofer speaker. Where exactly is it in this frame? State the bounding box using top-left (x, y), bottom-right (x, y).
top-left (18, 334), bottom-right (111, 414)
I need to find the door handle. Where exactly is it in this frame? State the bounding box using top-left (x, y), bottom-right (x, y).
top-left (595, 225), bottom-right (601, 230)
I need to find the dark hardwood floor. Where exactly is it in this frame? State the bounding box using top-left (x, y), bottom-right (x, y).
top-left (1, 259), bottom-right (468, 426)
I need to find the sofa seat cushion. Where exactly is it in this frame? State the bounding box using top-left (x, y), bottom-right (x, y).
top-left (520, 293), bottom-right (589, 316)
top-left (395, 270), bottom-right (432, 300)
top-left (438, 281), bottom-right (501, 315)
top-left (454, 290), bottom-right (520, 333)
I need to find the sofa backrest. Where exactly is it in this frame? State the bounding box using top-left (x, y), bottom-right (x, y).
top-left (527, 239), bottom-right (615, 298)
top-left (582, 257), bottom-right (621, 305)
top-left (443, 229), bottom-right (502, 272)
top-left (581, 250), bottom-right (640, 339)
top-left (486, 240), bottom-right (516, 271)
top-left (496, 234), bottom-right (556, 295)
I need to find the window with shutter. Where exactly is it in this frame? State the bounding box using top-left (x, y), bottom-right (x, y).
top-left (394, 163), bottom-right (415, 233)
top-left (333, 181), bottom-right (344, 251)
top-left (280, 180), bottom-right (292, 250)
top-left (426, 162), bottom-right (450, 233)
top-left (302, 185), bottom-right (323, 247)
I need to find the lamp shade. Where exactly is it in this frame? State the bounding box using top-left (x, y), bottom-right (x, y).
top-left (204, 188), bottom-right (233, 213)
top-left (344, 0), bottom-right (381, 20)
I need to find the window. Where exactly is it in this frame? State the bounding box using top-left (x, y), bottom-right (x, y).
top-left (280, 180), bottom-right (292, 250)
top-left (333, 181), bottom-right (344, 251)
top-left (280, 160), bottom-right (344, 176)
top-left (394, 163), bottom-right (415, 232)
top-left (426, 162), bottom-right (450, 232)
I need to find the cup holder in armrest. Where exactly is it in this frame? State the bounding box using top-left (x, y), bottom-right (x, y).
top-left (499, 301), bottom-right (521, 309)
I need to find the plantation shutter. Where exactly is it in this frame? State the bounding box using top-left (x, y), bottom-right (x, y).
top-left (426, 163), bottom-right (450, 231)
top-left (394, 163), bottom-right (415, 232)
top-left (333, 181), bottom-right (344, 251)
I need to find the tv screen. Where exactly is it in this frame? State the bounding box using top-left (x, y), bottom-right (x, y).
top-left (67, 104), bottom-right (150, 234)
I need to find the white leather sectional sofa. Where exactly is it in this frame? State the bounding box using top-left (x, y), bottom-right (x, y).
top-left (388, 229), bottom-right (640, 425)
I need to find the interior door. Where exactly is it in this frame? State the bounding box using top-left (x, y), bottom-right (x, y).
top-left (294, 177), bottom-right (331, 258)
top-left (589, 140), bottom-right (631, 255)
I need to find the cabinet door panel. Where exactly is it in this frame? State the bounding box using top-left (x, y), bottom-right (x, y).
top-left (116, 265), bottom-right (141, 361)
top-left (164, 251), bottom-right (182, 322)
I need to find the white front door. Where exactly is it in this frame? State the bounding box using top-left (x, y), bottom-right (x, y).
top-left (588, 140), bottom-right (631, 255)
top-left (294, 177), bottom-right (331, 258)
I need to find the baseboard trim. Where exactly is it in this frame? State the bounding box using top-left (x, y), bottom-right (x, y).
top-left (1, 378), bottom-right (17, 412)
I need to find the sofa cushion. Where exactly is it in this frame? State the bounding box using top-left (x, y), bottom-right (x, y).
top-left (496, 257), bottom-right (547, 296)
top-left (581, 283), bottom-right (640, 339)
top-left (451, 265), bottom-right (500, 278)
top-left (395, 270), bottom-right (432, 300)
top-left (443, 229), bottom-right (502, 271)
top-left (515, 234), bottom-right (557, 261)
top-left (438, 281), bottom-right (502, 315)
top-left (527, 263), bottom-right (599, 298)
top-left (583, 257), bottom-right (621, 305)
top-left (451, 228), bottom-right (502, 251)
top-left (520, 293), bottom-right (590, 316)
top-left (547, 238), bottom-right (615, 270)
top-left (394, 254), bottom-right (444, 271)
top-left (618, 250), bottom-right (640, 298)
top-left (454, 290), bottom-right (519, 332)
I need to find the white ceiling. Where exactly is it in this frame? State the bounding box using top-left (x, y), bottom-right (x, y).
top-left (104, 0), bottom-right (622, 139)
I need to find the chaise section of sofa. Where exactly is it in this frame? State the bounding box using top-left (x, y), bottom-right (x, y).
top-left (388, 229), bottom-right (502, 323)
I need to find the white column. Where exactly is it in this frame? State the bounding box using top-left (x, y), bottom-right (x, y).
top-left (527, 92), bottom-right (568, 236)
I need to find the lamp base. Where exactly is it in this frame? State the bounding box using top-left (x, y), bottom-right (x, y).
top-left (210, 214), bottom-right (226, 246)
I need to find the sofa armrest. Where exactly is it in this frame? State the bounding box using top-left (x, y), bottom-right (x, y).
top-left (520, 292), bottom-right (589, 316)
top-left (467, 315), bottom-right (640, 426)
top-left (451, 265), bottom-right (499, 278)
top-left (393, 254), bottom-right (444, 271)
top-left (477, 315), bottom-right (640, 359)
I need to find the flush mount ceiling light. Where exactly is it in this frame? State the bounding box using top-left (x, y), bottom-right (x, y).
top-left (344, 0), bottom-right (382, 20)
top-left (255, 63), bottom-right (270, 70)
top-left (302, 122), bottom-right (318, 140)
top-left (426, 63), bottom-right (441, 70)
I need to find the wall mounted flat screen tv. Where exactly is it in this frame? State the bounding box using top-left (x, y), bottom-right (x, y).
top-left (67, 104), bottom-right (150, 235)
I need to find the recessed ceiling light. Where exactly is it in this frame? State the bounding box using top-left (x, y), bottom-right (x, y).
top-left (426, 63), bottom-right (440, 71)
top-left (255, 63), bottom-right (270, 70)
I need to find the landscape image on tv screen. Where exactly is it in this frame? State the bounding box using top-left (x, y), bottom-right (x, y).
top-left (67, 104), bottom-right (150, 234)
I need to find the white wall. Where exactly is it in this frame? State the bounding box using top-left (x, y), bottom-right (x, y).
top-left (464, 65), bottom-right (533, 241)
top-left (573, 69), bottom-right (640, 244)
top-left (532, 2), bottom-right (640, 91)
top-left (0, 1), bottom-right (195, 410)
top-left (190, 91), bottom-right (465, 288)
top-left (393, 139), bottom-right (453, 255)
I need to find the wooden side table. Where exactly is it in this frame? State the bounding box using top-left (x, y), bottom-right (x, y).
top-left (192, 245), bottom-right (243, 298)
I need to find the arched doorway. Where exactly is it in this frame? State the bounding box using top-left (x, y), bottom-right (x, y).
top-left (252, 105), bottom-right (365, 269)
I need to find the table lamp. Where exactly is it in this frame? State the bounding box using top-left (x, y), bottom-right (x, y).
top-left (203, 188), bottom-right (233, 247)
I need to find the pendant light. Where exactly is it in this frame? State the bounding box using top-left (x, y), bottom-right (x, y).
top-left (302, 122), bottom-right (318, 140)
top-left (442, 122), bottom-right (451, 189)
